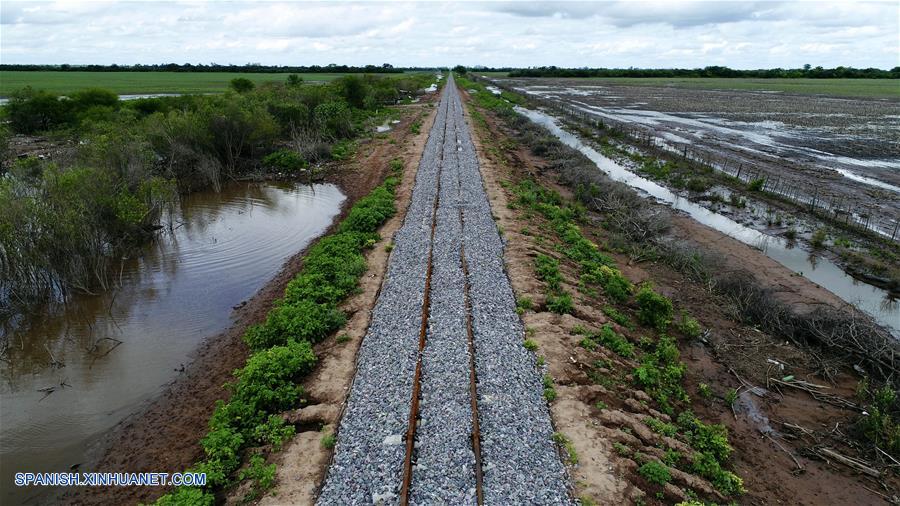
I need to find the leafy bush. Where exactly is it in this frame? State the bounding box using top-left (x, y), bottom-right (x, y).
top-left (686, 177), bottom-right (711, 193)
top-left (636, 283), bottom-right (673, 330)
top-left (646, 417), bottom-right (678, 437)
top-left (676, 311), bottom-right (702, 338)
top-left (339, 177), bottom-right (398, 233)
top-left (747, 178), bottom-right (765, 191)
top-left (244, 301), bottom-right (346, 350)
top-left (230, 78), bottom-right (255, 93)
top-left (690, 451), bottom-right (744, 496)
top-left (154, 487), bottom-right (214, 506)
top-left (535, 254), bottom-right (562, 291)
top-left (638, 461), bottom-right (672, 485)
top-left (5, 87), bottom-right (73, 133)
top-left (262, 149), bottom-right (308, 173)
top-left (546, 292), bottom-right (574, 314)
top-left (238, 455), bottom-right (276, 502)
top-left (543, 374), bottom-right (557, 401)
top-left (592, 324), bottom-right (634, 358)
top-left (252, 415), bottom-right (296, 450)
top-left (516, 296), bottom-right (533, 314)
top-left (603, 306), bottom-right (632, 328)
top-left (811, 228), bottom-right (828, 249)
top-left (857, 384), bottom-right (900, 455)
top-left (552, 432), bottom-right (579, 464)
top-left (634, 335), bottom-right (688, 414)
top-left (677, 411), bottom-right (733, 463)
top-left (231, 340), bottom-right (317, 414)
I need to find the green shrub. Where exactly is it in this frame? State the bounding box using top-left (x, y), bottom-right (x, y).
top-left (690, 451), bottom-right (744, 495)
top-left (339, 179), bottom-right (398, 233)
top-left (523, 339), bottom-right (538, 352)
top-left (677, 411), bottom-right (733, 462)
top-left (698, 383), bottom-right (712, 398)
top-left (546, 292), bottom-right (574, 314)
top-left (200, 426), bottom-right (244, 472)
top-left (603, 306), bottom-right (632, 328)
top-left (646, 417), bottom-right (678, 437)
top-left (321, 432), bottom-right (337, 449)
top-left (330, 139), bottom-right (355, 160)
top-left (635, 283), bottom-right (673, 330)
top-left (858, 384), bottom-right (900, 454)
top-left (811, 228), bottom-right (828, 249)
top-left (262, 149), bottom-right (307, 173)
top-left (552, 432), bottom-right (579, 464)
top-left (633, 335), bottom-right (687, 414)
top-left (230, 78), bottom-right (255, 93)
top-left (638, 461), bottom-right (671, 485)
top-left (747, 178), bottom-right (765, 192)
top-left (593, 324), bottom-right (634, 358)
top-left (535, 254), bottom-right (562, 291)
top-left (543, 374), bottom-right (557, 401)
top-left (244, 301), bottom-right (346, 350)
top-left (238, 455), bottom-right (276, 502)
top-left (252, 415), bottom-right (295, 450)
top-left (686, 177), bottom-right (710, 192)
top-left (516, 296), bottom-right (533, 314)
top-left (676, 311), bottom-right (702, 338)
top-left (154, 487), bottom-right (215, 506)
top-left (231, 340), bottom-right (317, 417)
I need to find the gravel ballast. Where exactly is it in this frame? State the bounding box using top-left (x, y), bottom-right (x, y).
top-left (318, 75), bottom-right (570, 505)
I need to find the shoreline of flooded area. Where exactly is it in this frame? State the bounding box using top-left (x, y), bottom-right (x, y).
top-left (502, 78), bottom-right (900, 240)
top-left (517, 106), bottom-right (899, 337)
top-left (0, 181), bottom-right (345, 504)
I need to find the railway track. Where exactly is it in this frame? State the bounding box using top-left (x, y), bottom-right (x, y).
top-left (318, 75), bottom-right (570, 505)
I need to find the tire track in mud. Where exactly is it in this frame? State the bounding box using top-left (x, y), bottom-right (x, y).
top-left (317, 75), bottom-right (570, 505)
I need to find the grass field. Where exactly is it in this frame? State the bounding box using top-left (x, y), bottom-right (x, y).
top-left (479, 73), bottom-right (899, 99)
top-left (0, 71), bottom-right (361, 96)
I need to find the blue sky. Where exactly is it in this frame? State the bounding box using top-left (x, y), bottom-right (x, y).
top-left (1, 1), bottom-right (898, 68)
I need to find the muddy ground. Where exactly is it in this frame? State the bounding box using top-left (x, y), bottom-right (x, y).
top-left (463, 89), bottom-right (898, 505)
top-left (500, 77), bottom-right (900, 239)
top-left (61, 95), bottom-right (438, 506)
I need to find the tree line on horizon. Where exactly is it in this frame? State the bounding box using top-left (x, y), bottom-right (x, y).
top-left (0, 63), bottom-right (410, 73)
top-left (504, 65), bottom-right (899, 79)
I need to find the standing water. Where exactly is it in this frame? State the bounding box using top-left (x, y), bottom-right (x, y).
top-left (0, 181), bottom-right (345, 504)
top-left (516, 106), bottom-right (899, 337)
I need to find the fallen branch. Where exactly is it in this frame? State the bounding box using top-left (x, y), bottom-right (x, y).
top-left (815, 447), bottom-right (880, 478)
top-left (770, 378), bottom-right (859, 411)
top-left (765, 433), bottom-right (804, 472)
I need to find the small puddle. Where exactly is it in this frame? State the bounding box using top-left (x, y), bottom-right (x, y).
top-left (0, 181), bottom-right (345, 503)
top-left (516, 106), bottom-right (899, 337)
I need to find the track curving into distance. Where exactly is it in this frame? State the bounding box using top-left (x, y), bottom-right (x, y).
top-left (317, 75), bottom-right (570, 506)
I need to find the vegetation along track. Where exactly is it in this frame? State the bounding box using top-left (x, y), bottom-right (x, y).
top-left (318, 76), bottom-right (570, 505)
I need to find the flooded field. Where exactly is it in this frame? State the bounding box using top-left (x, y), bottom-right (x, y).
top-left (501, 78), bottom-right (900, 238)
top-left (517, 106), bottom-right (899, 337)
top-left (0, 181), bottom-right (344, 504)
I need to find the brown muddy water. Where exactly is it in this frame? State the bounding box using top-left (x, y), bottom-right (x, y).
top-left (0, 181), bottom-right (344, 504)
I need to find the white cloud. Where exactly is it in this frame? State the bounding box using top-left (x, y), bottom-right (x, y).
top-left (0, 1), bottom-right (897, 68)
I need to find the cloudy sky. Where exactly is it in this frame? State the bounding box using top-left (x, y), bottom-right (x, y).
top-left (1, 1), bottom-right (898, 69)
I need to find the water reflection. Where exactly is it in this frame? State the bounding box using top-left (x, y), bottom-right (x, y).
top-left (516, 106), bottom-right (899, 337)
top-left (0, 181), bottom-right (345, 504)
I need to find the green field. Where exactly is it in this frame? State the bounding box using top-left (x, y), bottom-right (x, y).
top-left (0, 71), bottom-right (361, 96)
top-left (478, 73), bottom-right (899, 99)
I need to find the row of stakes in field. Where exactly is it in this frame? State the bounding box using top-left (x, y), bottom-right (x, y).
top-left (502, 84), bottom-right (900, 244)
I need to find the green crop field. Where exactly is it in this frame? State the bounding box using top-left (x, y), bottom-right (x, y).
top-left (478, 73), bottom-right (899, 99)
top-left (0, 71), bottom-right (362, 96)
